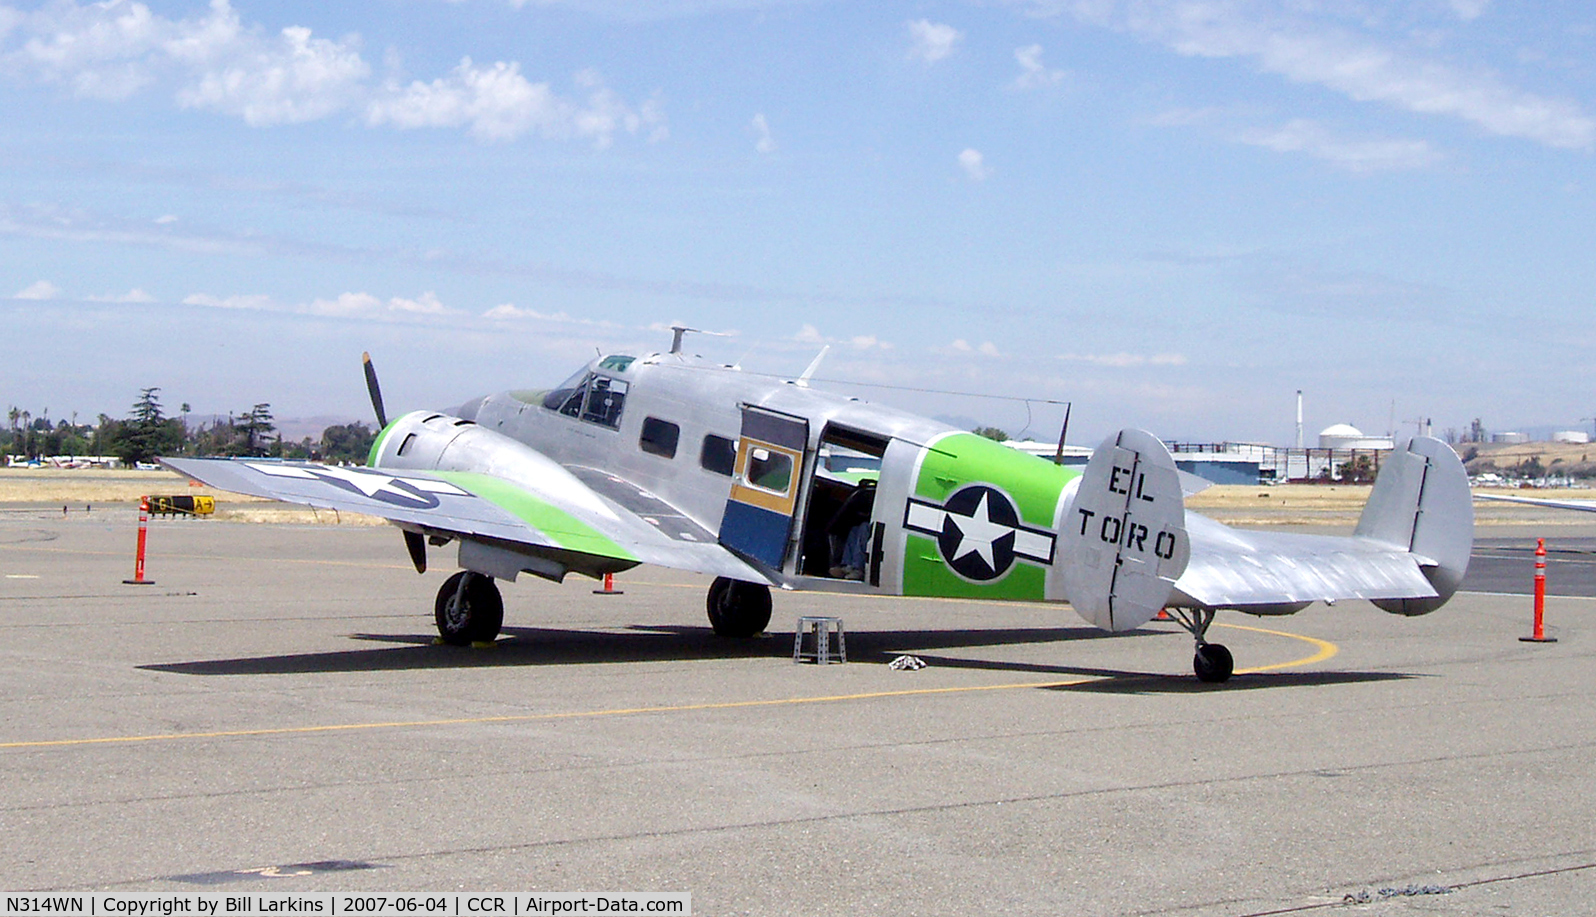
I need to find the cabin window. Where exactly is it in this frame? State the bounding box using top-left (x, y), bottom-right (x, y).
top-left (639, 417), bottom-right (680, 458)
top-left (746, 447), bottom-right (794, 494)
top-left (701, 435), bottom-right (736, 476)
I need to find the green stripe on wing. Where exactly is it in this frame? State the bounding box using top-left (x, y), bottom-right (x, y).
top-left (435, 470), bottom-right (638, 562)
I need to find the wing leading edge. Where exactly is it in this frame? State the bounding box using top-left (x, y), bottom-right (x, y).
top-left (160, 456), bottom-right (770, 585)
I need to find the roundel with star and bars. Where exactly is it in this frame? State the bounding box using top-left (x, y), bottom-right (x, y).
top-left (903, 483), bottom-right (1057, 583)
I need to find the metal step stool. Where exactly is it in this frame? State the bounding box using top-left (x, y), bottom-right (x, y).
top-left (793, 616), bottom-right (846, 664)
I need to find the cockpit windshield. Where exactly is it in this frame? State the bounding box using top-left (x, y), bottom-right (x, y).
top-left (542, 368), bottom-right (628, 429)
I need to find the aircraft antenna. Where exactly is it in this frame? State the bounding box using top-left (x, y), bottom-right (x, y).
top-left (1053, 403), bottom-right (1072, 465)
top-left (669, 324), bottom-right (730, 355)
top-left (795, 346), bottom-right (829, 387)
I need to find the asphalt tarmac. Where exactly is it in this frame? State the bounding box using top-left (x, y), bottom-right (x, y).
top-left (2, 505), bottom-right (1594, 915)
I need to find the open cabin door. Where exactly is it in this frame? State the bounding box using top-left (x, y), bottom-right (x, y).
top-left (718, 406), bottom-right (809, 570)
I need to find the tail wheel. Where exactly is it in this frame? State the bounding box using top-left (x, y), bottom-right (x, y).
top-left (1194, 643), bottom-right (1234, 683)
top-left (706, 577), bottom-right (772, 637)
top-left (435, 571), bottom-right (504, 646)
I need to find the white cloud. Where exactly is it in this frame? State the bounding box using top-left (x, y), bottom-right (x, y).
top-left (907, 19), bottom-right (961, 64)
top-left (1239, 119), bottom-right (1443, 172)
top-left (484, 303), bottom-right (579, 321)
top-left (387, 291), bottom-right (451, 315)
top-left (304, 290), bottom-right (455, 316)
top-left (6, 0), bottom-right (167, 100)
top-left (154, 214), bottom-right (179, 224)
top-left (941, 339), bottom-right (1002, 356)
top-left (367, 59), bottom-right (664, 145)
top-left (1059, 352), bottom-right (1188, 368)
top-left (958, 148), bottom-right (990, 181)
top-left (751, 112), bottom-right (776, 154)
top-left (14, 280), bottom-right (60, 300)
top-left (86, 288), bottom-right (156, 302)
top-left (1012, 44), bottom-right (1065, 90)
top-left (1, 1), bottom-right (664, 144)
top-left (791, 324), bottom-right (891, 351)
top-left (184, 292), bottom-right (273, 310)
top-left (173, 22), bottom-right (370, 126)
top-left (1046, 0), bottom-right (1594, 150)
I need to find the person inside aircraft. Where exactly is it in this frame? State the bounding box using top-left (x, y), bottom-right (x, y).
top-left (826, 479), bottom-right (875, 580)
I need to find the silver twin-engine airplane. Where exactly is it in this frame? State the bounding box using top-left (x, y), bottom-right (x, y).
top-left (164, 330), bottom-right (1475, 683)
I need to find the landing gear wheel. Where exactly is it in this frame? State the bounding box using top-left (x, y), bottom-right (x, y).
top-left (1194, 643), bottom-right (1234, 683)
top-left (435, 571), bottom-right (504, 646)
top-left (706, 577), bottom-right (772, 637)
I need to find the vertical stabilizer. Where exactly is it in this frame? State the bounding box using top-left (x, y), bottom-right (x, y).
top-left (1059, 429), bottom-right (1190, 632)
top-left (1355, 436), bottom-right (1474, 615)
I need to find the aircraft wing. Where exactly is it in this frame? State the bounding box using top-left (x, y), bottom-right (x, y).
top-left (159, 457), bottom-right (771, 584)
top-left (1474, 493), bottom-right (1596, 513)
top-left (1172, 512), bottom-right (1439, 611)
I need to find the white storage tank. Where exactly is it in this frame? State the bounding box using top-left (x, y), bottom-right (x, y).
top-left (1318, 423), bottom-right (1393, 451)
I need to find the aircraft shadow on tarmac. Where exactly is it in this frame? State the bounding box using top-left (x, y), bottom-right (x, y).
top-left (138, 623), bottom-right (1155, 677)
top-left (131, 623), bottom-right (1408, 691)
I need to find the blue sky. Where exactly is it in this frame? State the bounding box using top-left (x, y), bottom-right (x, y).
top-left (2, 0), bottom-right (1593, 445)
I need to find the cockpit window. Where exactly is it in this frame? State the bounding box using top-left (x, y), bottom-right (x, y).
top-left (543, 368), bottom-right (590, 415)
top-left (542, 369), bottom-right (627, 429)
top-left (580, 376), bottom-right (627, 428)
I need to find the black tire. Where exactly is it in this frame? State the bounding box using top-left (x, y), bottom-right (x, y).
top-left (706, 577), bottom-right (773, 638)
top-left (435, 571), bottom-right (504, 646)
top-left (1193, 643), bottom-right (1234, 683)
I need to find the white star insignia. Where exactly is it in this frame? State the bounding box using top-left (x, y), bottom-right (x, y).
top-left (946, 491), bottom-right (1012, 570)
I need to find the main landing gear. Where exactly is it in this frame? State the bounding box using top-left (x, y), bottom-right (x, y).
top-left (706, 576), bottom-right (772, 638)
top-left (435, 570), bottom-right (504, 646)
top-left (1165, 607), bottom-right (1234, 683)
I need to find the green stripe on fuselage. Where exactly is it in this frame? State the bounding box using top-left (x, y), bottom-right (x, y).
top-left (902, 432), bottom-right (1079, 601)
top-left (434, 471), bottom-right (638, 562)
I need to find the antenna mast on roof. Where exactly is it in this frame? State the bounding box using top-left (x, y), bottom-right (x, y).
top-left (669, 325), bottom-right (730, 355)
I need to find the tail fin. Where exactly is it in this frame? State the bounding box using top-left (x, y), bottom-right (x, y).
top-left (1059, 429), bottom-right (1190, 632)
top-left (1354, 436), bottom-right (1474, 616)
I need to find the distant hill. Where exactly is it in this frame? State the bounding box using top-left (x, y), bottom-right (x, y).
top-left (1461, 441), bottom-right (1596, 479)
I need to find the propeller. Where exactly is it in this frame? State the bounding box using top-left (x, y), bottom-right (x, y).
top-left (363, 352), bottom-right (425, 574)
top-left (363, 351), bottom-right (388, 429)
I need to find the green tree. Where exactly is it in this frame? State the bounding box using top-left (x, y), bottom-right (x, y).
top-left (111, 388), bottom-right (185, 465)
top-left (973, 425), bottom-right (1010, 443)
top-left (235, 403), bottom-right (276, 456)
top-left (320, 421), bottom-right (376, 464)
top-left (1336, 453), bottom-right (1376, 484)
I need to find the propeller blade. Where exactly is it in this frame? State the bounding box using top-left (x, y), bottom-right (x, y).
top-left (362, 351), bottom-right (388, 428)
top-left (403, 530), bottom-right (427, 574)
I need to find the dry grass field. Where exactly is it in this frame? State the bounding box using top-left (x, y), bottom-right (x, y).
top-left (0, 467), bottom-right (384, 525)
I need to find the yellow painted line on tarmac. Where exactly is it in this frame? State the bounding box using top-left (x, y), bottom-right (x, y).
top-left (1, 681), bottom-right (1098, 749)
top-left (1, 623), bottom-right (1337, 751)
top-left (1219, 622), bottom-right (1339, 674)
